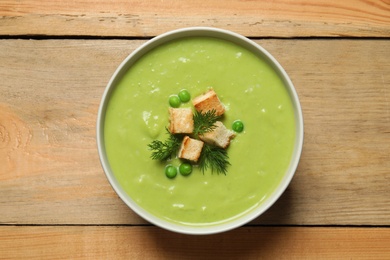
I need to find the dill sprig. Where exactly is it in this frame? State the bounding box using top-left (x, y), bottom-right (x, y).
top-left (148, 109), bottom-right (232, 175)
top-left (193, 109), bottom-right (220, 138)
top-left (148, 129), bottom-right (182, 161)
top-left (198, 143), bottom-right (230, 175)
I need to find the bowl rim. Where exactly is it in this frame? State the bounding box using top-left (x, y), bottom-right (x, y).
top-left (96, 26), bottom-right (304, 235)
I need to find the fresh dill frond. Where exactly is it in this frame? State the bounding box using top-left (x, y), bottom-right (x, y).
top-left (193, 109), bottom-right (220, 138)
top-left (198, 143), bottom-right (230, 175)
top-left (148, 130), bottom-right (182, 161)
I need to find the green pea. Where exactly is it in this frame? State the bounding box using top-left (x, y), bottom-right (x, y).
top-left (165, 165), bottom-right (177, 179)
top-left (169, 95), bottom-right (181, 108)
top-left (178, 89), bottom-right (191, 103)
top-left (179, 163), bottom-right (192, 176)
top-left (232, 120), bottom-right (244, 133)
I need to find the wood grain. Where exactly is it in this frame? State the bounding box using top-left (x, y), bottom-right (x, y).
top-left (0, 0), bottom-right (389, 37)
top-left (0, 226), bottom-right (389, 259)
top-left (0, 39), bottom-right (389, 225)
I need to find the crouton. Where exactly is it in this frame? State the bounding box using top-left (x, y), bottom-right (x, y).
top-left (199, 121), bottom-right (235, 149)
top-left (169, 108), bottom-right (194, 134)
top-left (192, 89), bottom-right (225, 116)
top-left (178, 136), bottom-right (204, 162)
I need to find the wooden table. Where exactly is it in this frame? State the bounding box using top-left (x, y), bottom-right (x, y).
top-left (1, 1), bottom-right (389, 259)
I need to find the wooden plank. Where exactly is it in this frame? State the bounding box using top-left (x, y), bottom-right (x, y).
top-left (0, 0), bottom-right (389, 37)
top-left (0, 226), bottom-right (389, 259)
top-left (0, 39), bottom-right (389, 225)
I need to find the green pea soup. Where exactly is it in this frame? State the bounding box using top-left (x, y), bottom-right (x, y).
top-left (103, 36), bottom-right (297, 227)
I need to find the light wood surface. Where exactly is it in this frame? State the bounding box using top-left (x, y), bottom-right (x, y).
top-left (0, 0), bottom-right (389, 258)
top-left (1, 226), bottom-right (389, 259)
top-left (0, 0), bottom-right (389, 37)
top-left (1, 39), bottom-right (389, 226)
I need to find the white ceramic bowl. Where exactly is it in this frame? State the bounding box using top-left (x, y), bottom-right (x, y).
top-left (97, 27), bottom-right (304, 235)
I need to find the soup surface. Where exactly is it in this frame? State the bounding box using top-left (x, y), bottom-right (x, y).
top-left (104, 36), bottom-right (296, 226)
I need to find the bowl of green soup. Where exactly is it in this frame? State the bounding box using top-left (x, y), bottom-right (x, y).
top-left (97, 27), bottom-right (303, 235)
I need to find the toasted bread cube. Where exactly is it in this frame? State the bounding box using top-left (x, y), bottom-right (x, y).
top-left (199, 121), bottom-right (235, 149)
top-left (178, 136), bottom-right (204, 162)
top-left (169, 108), bottom-right (194, 134)
top-left (192, 89), bottom-right (225, 116)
